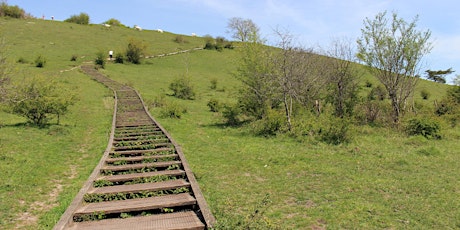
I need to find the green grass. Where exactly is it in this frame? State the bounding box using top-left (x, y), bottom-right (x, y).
top-left (1, 17), bottom-right (459, 229)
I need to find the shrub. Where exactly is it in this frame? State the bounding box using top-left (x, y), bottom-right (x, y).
top-left (210, 78), bottom-right (218, 90)
top-left (320, 117), bottom-right (352, 145)
top-left (253, 109), bottom-right (285, 136)
top-left (174, 35), bottom-right (187, 44)
top-left (421, 89), bottom-right (430, 100)
top-left (0, 2), bottom-right (26, 18)
top-left (125, 38), bottom-right (147, 64)
top-left (4, 76), bottom-right (76, 127)
top-left (64, 12), bottom-right (90, 25)
top-left (70, 54), bottom-right (78, 61)
top-left (405, 117), bottom-right (441, 139)
top-left (160, 102), bottom-right (187, 119)
top-left (103, 18), bottom-right (125, 27)
top-left (169, 76), bottom-right (195, 100)
top-left (222, 103), bottom-right (242, 126)
top-left (368, 85), bottom-right (387, 101)
top-left (114, 52), bottom-right (124, 64)
top-left (95, 51), bottom-right (105, 68)
top-left (17, 57), bottom-right (27, 64)
top-left (34, 55), bottom-right (46, 68)
top-left (207, 98), bottom-right (221, 112)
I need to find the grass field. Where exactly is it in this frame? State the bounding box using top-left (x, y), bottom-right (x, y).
top-left (1, 17), bottom-right (459, 229)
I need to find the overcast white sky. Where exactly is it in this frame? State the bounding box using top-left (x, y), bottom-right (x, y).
top-left (8, 0), bottom-right (460, 83)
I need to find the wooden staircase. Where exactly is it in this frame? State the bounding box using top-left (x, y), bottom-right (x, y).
top-left (54, 65), bottom-right (214, 229)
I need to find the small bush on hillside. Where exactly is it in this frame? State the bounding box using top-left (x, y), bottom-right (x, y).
top-left (405, 117), bottom-right (441, 139)
top-left (207, 98), bottom-right (221, 112)
top-left (34, 55), bottom-right (46, 68)
top-left (95, 51), bottom-right (106, 68)
top-left (421, 89), bottom-right (430, 100)
top-left (0, 2), bottom-right (27, 18)
top-left (103, 18), bottom-right (125, 27)
top-left (64, 12), bottom-right (90, 25)
top-left (174, 35), bottom-right (187, 44)
top-left (125, 38), bottom-right (147, 64)
top-left (70, 54), bottom-right (78, 61)
top-left (160, 102), bottom-right (187, 119)
top-left (169, 76), bottom-right (195, 100)
top-left (114, 53), bottom-right (124, 64)
top-left (17, 57), bottom-right (27, 64)
top-left (368, 85), bottom-right (387, 101)
top-left (222, 103), bottom-right (242, 126)
top-left (3, 75), bottom-right (76, 127)
top-left (319, 116), bottom-right (352, 145)
top-left (210, 78), bottom-right (218, 90)
top-left (252, 109), bottom-right (285, 136)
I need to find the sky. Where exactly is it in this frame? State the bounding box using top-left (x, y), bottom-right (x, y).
top-left (7, 0), bottom-right (460, 83)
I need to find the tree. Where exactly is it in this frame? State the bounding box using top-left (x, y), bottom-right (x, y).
top-left (0, 32), bottom-right (11, 102)
top-left (357, 11), bottom-right (432, 123)
top-left (4, 76), bottom-right (76, 126)
top-left (125, 38), bottom-right (147, 64)
top-left (64, 12), bottom-right (90, 25)
top-left (425, 68), bottom-right (454, 84)
top-left (324, 38), bottom-right (361, 118)
top-left (227, 17), bottom-right (260, 42)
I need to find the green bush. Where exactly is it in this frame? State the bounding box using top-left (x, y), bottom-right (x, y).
top-left (17, 57), bottom-right (27, 64)
top-left (126, 38), bottom-right (147, 64)
top-left (421, 89), bottom-right (430, 100)
top-left (210, 78), bottom-right (218, 90)
top-left (222, 103), bottom-right (242, 126)
top-left (103, 18), bottom-right (125, 27)
top-left (0, 2), bottom-right (26, 18)
top-left (70, 54), bottom-right (78, 61)
top-left (64, 12), bottom-right (90, 25)
top-left (253, 109), bottom-right (285, 136)
top-left (320, 117), bottom-right (352, 145)
top-left (95, 51), bottom-right (106, 68)
top-left (160, 102), bottom-right (187, 119)
top-left (207, 98), bottom-right (221, 112)
top-left (169, 76), bottom-right (195, 100)
top-left (34, 55), bottom-right (46, 68)
top-left (174, 35), bottom-right (187, 44)
top-left (405, 117), bottom-right (441, 139)
top-left (4, 76), bottom-right (76, 127)
top-left (114, 52), bottom-right (124, 64)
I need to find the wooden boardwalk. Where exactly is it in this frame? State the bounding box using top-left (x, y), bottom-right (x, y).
top-left (54, 65), bottom-right (214, 229)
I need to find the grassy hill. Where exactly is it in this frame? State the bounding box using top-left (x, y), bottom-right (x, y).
top-left (1, 17), bottom-right (459, 229)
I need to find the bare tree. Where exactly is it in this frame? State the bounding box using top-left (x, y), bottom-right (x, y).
top-left (324, 38), bottom-right (361, 118)
top-left (357, 11), bottom-right (432, 123)
top-left (227, 17), bottom-right (260, 42)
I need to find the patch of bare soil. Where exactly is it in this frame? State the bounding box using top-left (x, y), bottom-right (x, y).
top-left (14, 180), bottom-right (63, 229)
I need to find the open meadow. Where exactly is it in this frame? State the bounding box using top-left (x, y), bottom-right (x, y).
top-left (0, 17), bottom-right (459, 229)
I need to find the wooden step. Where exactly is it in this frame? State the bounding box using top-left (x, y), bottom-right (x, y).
top-left (112, 142), bottom-right (173, 151)
top-left (101, 161), bottom-right (181, 172)
top-left (110, 148), bottom-right (175, 156)
top-left (97, 169), bottom-right (185, 183)
top-left (105, 154), bottom-right (178, 164)
top-left (87, 179), bottom-right (190, 195)
top-left (68, 211), bottom-right (205, 230)
top-left (75, 193), bottom-right (196, 216)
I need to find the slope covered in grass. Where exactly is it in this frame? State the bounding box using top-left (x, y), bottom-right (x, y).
top-left (1, 17), bottom-right (459, 229)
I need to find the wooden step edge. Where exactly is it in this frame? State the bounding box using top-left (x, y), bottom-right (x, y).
top-left (110, 147), bottom-right (175, 156)
top-left (87, 179), bottom-right (191, 195)
top-left (67, 211), bottom-right (205, 230)
top-left (97, 169), bottom-right (186, 183)
top-left (75, 193), bottom-right (196, 216)
top-left (105, 154), bottom-right (178, 163)
top-left (101, 161), bottom-right (182, 172)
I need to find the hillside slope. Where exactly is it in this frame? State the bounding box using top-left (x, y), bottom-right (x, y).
top-left (1, 18), bottom-right (459, 229)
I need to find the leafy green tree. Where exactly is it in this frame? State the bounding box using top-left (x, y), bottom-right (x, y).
top-left (103, 18), bottom-right (125, 27)
top-left (0, 2), bottom-right (27, 18)
top-left (357, 11), bottom-right (432, 123)
top-left (227, 17), bottom-right (260, 42)
top-left (425, 68), bottom-right (454, 84)
top-left (125, 38), bottom-right (147, 64)
top-left (64, 12), bottom-right (90, 25)
top-left (4, 76), bottom-right (76, 126)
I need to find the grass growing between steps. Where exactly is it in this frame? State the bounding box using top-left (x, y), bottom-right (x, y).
top-left (0, 70), bottom-right (114, 229)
